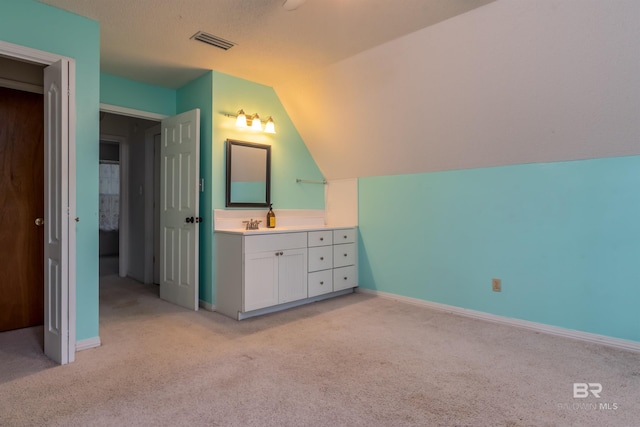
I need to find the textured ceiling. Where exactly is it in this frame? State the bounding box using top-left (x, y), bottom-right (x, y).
top-left (38, 0), bottom-right (494, 89)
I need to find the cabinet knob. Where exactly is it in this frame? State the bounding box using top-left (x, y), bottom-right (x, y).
top-left (320, 281), bottom-right (324, 285)
top-left (343, 235), bottom-right (347, 239)
top-left (344, 277), bottom-right (348, 280)
top-left (344, 253), bottom-right (347, 257)
top-left (320, 237), bottom-right (323, 241)
top-left (320, 257), bottom-right (324, 261)
top-left (280, 251), bottom-right (284, 256)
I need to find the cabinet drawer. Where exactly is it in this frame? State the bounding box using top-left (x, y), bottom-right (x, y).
top-left (308, 270), bottom-right (333, 297)
top-left (308, 230), bottom-right (333, 247)
top-left (333, 228), bottom-right (356, 244)
top-left (333, 243), bottom-right (356, 268)
top-left (308, 246), bottom-right (333, 272)
top-left (244, 232), bottom-right (307, 253)
top-left (333, 266), bottom-right (357, 291)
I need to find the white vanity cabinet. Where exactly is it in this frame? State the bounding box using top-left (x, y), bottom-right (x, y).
top-left (215, 227), bottom-right (357, 320)
top-left (243, 247), bottom-right (307, 311)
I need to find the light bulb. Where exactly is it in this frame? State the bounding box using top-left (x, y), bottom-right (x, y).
top-left (264, 117), bottom-right (276, 134)
top-left (251, 113), bottom-right (262, 131)
top-left (235, 110), bottom-right (247, 128)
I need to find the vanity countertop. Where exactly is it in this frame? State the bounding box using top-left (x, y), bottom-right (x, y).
top-left (215, 225), bottom-right (356, 235)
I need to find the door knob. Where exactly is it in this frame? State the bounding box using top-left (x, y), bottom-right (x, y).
top-left (35, 218), bottom-right (44, 226)
top-left (186, 217), bottom-right (194, 223)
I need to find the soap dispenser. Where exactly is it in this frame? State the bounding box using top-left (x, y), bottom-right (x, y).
top-left (267, 204), bottom-right (276, 228)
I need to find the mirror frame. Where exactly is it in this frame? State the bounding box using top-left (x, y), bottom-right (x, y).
top-left (225, 139), bottom-right (271, 208)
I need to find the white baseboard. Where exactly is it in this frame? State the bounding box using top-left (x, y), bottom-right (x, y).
top-left (199, 300), bottom-right (215, 311)
top-left (357, 288), bottom-right (640, 353)
top-left (76, 336), bottom-right (101, 351)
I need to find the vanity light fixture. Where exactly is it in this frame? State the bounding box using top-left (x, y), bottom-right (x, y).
top-left (224, 110), bottom-right (276, 134)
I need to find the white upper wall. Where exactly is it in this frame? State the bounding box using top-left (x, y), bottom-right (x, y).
top-left (276, 0), bottom-right (640, 179)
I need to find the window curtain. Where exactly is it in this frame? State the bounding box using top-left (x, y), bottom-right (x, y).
top-left (99, 163), bottom-right (120, 231)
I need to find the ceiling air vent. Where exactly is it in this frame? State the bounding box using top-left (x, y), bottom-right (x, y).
top-left (191, 31), bottom-right (236, 51)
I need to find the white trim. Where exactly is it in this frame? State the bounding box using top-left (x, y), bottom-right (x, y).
top-left (67, 59), bottom-right (77, 363)
top-left (0, 77), bottom-right (43, 94)
top-left (0, 40), bottom-right (61, 65)
top-left (75, 336), bottom-right (101, 351)
top-left (0, 40), bottom-right (77, 365)
top-left (357, 288), bottom-right (640, 353)
top-left (199, 300), bottom-right (215, 311)
top-left (100, 103), bottom-right (169, 121)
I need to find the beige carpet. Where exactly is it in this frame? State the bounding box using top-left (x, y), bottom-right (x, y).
top-left (1, 275), bottom-right (639, 426)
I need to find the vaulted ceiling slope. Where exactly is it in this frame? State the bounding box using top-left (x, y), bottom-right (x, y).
top-left (39, 0), bottom-right (494, 89)
top-left (276, 0), bottom-right (640, 179)
top-left (38, 0), bottom-right (640, 182)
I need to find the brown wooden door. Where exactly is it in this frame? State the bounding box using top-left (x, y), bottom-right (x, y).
top-left (0, 87), bottom-right (44, 332)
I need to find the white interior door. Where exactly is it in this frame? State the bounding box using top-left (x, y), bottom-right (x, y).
top-left (159, 109), bottom-right (200, 310)
top-left (43, 59), bottom-right (69, 364)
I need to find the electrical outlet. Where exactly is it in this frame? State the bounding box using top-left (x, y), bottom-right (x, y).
top-left (492, 278), bottom-right (501, 292)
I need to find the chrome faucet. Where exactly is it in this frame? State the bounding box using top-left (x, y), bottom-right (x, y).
top-left (242, 218), bottom-right (262, 230)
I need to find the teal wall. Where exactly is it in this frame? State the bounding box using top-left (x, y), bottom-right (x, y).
top-left (177, 72), bottom-right (214, 305)
top-left (0, 0), bottom-right (100, 340)
top-left (211, 71), bottom-right (324, 210)
top-left (359, 156), bottom-right (640, 342)
top-left (100, 73), bottom-right (176, 116)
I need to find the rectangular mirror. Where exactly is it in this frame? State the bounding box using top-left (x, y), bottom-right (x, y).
top-left (225, 139), bottom-right (271, 207)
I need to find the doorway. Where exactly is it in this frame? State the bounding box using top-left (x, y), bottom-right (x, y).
top-left (99, 141), bottom-right (121, 277)
top-left (98, 112), bottom-right (160, 286)
top-left (0, 86), bottom-right (44, 333)
top-left (0, 40), bottom-right (76, 364)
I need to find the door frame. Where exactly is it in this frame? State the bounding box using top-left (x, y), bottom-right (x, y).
top-left (144, 124), bottom-right (161, 284)
top-left (0, 40), bottom-right (77, 364)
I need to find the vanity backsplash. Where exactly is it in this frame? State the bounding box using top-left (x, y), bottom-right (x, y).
top-left (214, 209), bottom-right (326, 231)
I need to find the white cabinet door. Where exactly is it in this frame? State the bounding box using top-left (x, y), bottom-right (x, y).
top-left (278, 248), bottom-right (308, 304)
top-left (244, 251), bottom-right (279, 311)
